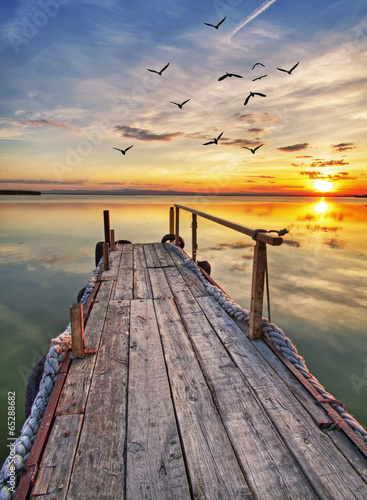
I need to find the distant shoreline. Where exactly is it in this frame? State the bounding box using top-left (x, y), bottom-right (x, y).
top-left (39, 189), bottom-right (357, 197)
top-left (0, 189), bottom-right (363, 197)
top-left (0, 190), bottom-right (41, 195)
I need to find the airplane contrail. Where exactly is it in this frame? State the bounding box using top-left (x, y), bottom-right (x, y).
top-left (230, 0), bottom-right (277, 37)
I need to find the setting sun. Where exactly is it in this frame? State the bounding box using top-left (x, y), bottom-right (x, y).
top-left (313, 180), bottom-right (334, 193)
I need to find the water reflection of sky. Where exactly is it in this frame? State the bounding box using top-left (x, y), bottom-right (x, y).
top-left (0, 195), bottom-right (366, 464)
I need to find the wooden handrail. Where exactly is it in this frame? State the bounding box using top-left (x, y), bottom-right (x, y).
top-left (174, 205), bottom-right (283, 246)
top-left (172, 204), bottom-right (284, 340)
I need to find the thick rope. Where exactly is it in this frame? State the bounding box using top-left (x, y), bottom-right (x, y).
top-left (0, 260), bottom-right (103, 500)
top-left (169, 244), bottom-right (367, 443)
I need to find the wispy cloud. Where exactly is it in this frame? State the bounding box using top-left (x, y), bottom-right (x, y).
top-left (309, 159), bottom-right (349, 168)
top-left (114, 125), bottom-right (182, 141)
top-left (278, 143), bottom-right (309, 152)
top-left (332, 142), bottom-right (356, 152)
top-left (299, 171), bottom-right (357, 181)
top-left (20, 119), bottom-right (70, 128)
top-left (231, 0), bottom-right (278, 37)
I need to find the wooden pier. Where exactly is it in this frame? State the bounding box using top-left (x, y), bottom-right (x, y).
top-left (20, 239), bottom-right (367, 499)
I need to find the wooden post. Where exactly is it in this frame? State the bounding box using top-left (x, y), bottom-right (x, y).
top-left (175, 206), bottom-right (180, 247)
top-left (249, 240), bottom-right (267, 340)
top-left (192, 213), bottom-right (198, 262)
top-left (71, 303), bottom-right (85, 358)
top-left (103, 242), bottom-right (109, 270)
top-left (169, 207), bottom-right (174, 234)
top-left (103, 210), bottom-right (110, 246)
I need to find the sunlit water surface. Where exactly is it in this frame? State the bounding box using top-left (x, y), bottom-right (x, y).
top-left (1, 194), bottom-right (366, 464)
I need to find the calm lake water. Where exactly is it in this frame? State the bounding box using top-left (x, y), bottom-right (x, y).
top-left (1, 194), bottom-right (366, 464)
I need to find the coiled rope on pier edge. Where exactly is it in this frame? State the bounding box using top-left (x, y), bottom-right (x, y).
top-left (169, 243), bottom-right (367, 444)
top-left (0, 260), bottom-right (103, 500)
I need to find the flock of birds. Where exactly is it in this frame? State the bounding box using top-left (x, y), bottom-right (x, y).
top-left (113, 16), bottom-right (299, 157)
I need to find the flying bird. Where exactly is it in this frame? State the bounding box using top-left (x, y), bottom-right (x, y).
top-left (204, 16), bottom-right (226, 29)
top-left (252, 62), bottom-right (265, 70)
top-left (113, 146), bottom-right (133, 155)
top-left (169, 99), bottom-right (190, 109)
top-left (252, 74), bottom-right (267, 81)
top-left (203, 132), bottom-right (223, 145)
top-left (244, 91), bottom-right (267, 106)
top-left (147, 63), bottom-right (170, 75)
top-left (277, 62), bottom-right (299, 74)
top-left (243, 144), bottom-right (263, 154)
top-left (218, 72), bottom-right (243, 81)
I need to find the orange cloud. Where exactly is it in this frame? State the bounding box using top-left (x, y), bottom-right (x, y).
top-left (332, 143), bottom-right (356, 152)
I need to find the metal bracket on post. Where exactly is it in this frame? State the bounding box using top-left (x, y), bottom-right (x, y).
top-left (70, 303), bottom-right (97, 358)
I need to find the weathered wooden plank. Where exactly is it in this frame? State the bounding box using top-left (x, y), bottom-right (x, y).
top-left (113, 244), bottom-right (133, 300)
top-left (166, 288), bottom-right (317, 498)
top-left (57, 280), bottom-right (113, 416)
top-left (154, 298), bottom-right (252, 499)
top-left (163, 244), bottom-right (208, 297)
top-left (197, 295), bottom-right (367, 499)
top-left (153, 242), bottom-right (175, 267)
top-left (30, 467), bottom-right (53, 496)
top-left (56, 355), bottom-right (96, 416)
top-left (148, 268), bottom-right (173, 299)
top-left (243, 324), bottom-right (367, 483)
top-left (143, 243), bottom-right (161, 268)
top-left (30, 414), bottom-right (83, 499)
top-left (163, 242), bottom-right (186, 267)
top-left (126, 299), bottom-right (190, 499)
top-left (67, 300), bottom-right (130, 500)
top-left (133, 244), bottom-right (153, 299)
top-left (84, 279), bottom-right (113, 350)
top-left (99, 246), bottom-right (121, 281)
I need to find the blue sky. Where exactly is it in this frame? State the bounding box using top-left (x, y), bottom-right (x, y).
top-left (0, 0), bottom-right (366, 194)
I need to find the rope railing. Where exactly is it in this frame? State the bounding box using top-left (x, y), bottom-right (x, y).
top-left (171, 205), bottom-right (286, 340)
top-left (168, 243), bottom-right (367, 448)
top-left (0, 260), bottom-right (103, 500)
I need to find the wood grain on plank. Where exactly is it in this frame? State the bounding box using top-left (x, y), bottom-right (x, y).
top-left (133, 244), bottom-right (152, 299)
top-left (30, 414), bottom-right (82, 500)
top-left (197, 295), bottom-right (367, 499)
top-left (143, 243), bottom-right (161, 268)
top-left (84, 280), bottom-right (113, 350)
top-left (148, 267), bottom-right (173, 299)
top-left (67, 300), bottom-right (130, 500)
top-left (126, 299), bottom-right (190, 499)
top-left (153, 242), bottom-right (175, 267)
top-left (163, 269), bottom-right (316, 499)
top-left (99, 246), bottom-right (122, 281)
top-left (154, 297), bottom-right (252, 499)
top-left (114, 244), bottom-right (133, 300)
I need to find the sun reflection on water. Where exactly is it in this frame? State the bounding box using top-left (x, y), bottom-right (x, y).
top-left (314, 199), bottom-right (329, 214)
